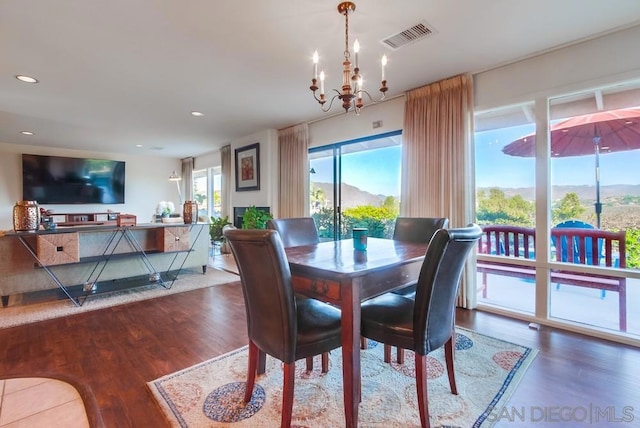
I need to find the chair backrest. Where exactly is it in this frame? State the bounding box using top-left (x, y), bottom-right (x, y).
top-left (266, 217), bottom-right (320, 248)
top-left (223, 228), bottom-right (298, 362)
top-left (553, 220), bottom-right (601, 265)
top-left (413, 224), bottom-right (482, 355)
top-left (392, 217), bottom-right (449, 243)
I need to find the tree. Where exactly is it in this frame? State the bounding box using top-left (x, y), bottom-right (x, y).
top-left (310, 184), bottom-right (326, 213)
top-left (552, 192), bottom-right (586, 223)
top-left (476, 188), bottom-right (534, 226)
top-left (342, 205), bottom-right (397, 238)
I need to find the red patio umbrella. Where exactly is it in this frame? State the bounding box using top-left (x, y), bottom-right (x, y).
top-left (502, 107), bottom-right (640, 228)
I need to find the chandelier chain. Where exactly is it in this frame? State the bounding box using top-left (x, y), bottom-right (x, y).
top-left (344, 9), bottom-right (350, 59)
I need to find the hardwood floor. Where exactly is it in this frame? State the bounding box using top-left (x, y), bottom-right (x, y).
top-left (0, 272), bottom-right (638, 427)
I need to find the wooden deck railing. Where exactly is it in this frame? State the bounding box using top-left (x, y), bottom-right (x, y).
top-left (477, 225), bottom-right (627, 331)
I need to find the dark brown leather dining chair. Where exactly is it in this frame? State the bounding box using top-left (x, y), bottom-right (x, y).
top-left (379, 217), bottom-right (449, 362)
top-left (223, 229), bottom-right (342, 428)
top-left (266, 217), bottom-right (329, 372)
top-left (266, 217), bottom-right (320, 247)
top-left (391, 217), bottom-right (449, 297)
top-left (360, 224), bottom-right (482, 428)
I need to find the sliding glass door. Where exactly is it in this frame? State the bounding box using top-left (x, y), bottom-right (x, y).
top-left (309, 131), bottom-right (402, 241)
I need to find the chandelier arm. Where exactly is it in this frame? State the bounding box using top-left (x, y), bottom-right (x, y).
top-left (357, 90), bottom-right (387, 103)
top-left (320, 93), bottom-right (343, 112)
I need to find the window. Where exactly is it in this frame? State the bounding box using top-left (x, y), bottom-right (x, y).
top-left (309, 131), bottom-right (402, 240)
top-left (474, 80), bottom-right (640, 336)
top-left (192, 167), bottom-right (222, 222)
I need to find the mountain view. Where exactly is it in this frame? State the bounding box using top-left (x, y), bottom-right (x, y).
top-left (312, 182), bottom-right (640, 229)
top-left (312, 182), bottom-right (387, 209)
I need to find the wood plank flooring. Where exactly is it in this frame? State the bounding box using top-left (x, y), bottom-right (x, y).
top-left (0, 270), bottom-right (639, 427)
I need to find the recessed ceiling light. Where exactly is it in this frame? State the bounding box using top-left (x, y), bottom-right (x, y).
top-left (191, 111), bottom-right (204, 117)
top-left (135, 144), bottom-right (143, 148)
top-left (15, 75), bottom-right (38, 83)
top-left (20, 131), bottom-right (34, 136)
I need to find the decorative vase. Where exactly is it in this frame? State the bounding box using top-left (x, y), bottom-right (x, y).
top-left (13, 200), bottom-right (40, 232)
top-left (183, 201), bottom-right (198, 224)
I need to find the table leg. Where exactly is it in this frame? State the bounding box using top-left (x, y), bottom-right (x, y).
top-left (341, 279), bottom-right (360, 427)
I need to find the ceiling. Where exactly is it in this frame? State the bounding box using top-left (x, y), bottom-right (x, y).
top-left (2, 1), bottom-right (640, 159)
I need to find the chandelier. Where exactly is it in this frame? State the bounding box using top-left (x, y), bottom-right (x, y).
top-left (309, 2), bottom-right (388, 114)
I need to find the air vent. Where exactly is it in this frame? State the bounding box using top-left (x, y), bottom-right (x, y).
top-left (381, 21), bottom-right (434, 50)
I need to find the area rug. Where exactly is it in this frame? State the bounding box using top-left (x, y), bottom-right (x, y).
top-left (0, 268), bottom-right (239, 329)
top-left (148, 327), bottom-right (538, 427)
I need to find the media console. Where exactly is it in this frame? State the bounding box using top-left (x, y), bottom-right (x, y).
top-left (0, 223), bottom-right (209, 307)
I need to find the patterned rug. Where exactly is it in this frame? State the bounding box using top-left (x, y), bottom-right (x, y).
top-left (148, 327), bottom-right (537, 427)
top-left (0, 268), bottom-right (239, 329)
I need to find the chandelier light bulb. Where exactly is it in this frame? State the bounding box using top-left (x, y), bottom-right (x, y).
top-left (381, 55), bottom-right (388, 81)
top-left (313, 50), bottom-right (319, 79)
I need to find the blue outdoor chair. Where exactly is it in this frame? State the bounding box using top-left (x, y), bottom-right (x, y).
top-left (552, 220), bottom-right (605, 298)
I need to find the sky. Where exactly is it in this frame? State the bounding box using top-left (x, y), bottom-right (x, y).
top-left (309, 123), bottom-right (640, 198)
top-left (475, 124), bottom-right (640, 188)
top-left (310, 145), bottom-right (401, 197)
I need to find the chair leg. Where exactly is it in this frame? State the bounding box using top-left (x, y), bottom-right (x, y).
top-left (415, 353), bottom-right (430, 428)
top-left (444, 335), bottom-right (458, 395)
top-left (384, 344), bottom-right (391, 363)
top-left (244, 341), bottom-right (259, 402)
top-left (360, 337), bottom-right (367, 349)
top-left (281, 362), bottom-right (295, 428)
top-left (306, 353), bottom-right (330, 372)
top-left (383, 345), bottom-right (405, 365)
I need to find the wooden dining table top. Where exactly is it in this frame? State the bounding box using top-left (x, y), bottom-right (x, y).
top-left (284, 237), bottom-right (428, 278)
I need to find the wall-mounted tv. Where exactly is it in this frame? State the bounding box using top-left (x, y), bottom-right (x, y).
top-left (22, 154), bottom-right (125, 204)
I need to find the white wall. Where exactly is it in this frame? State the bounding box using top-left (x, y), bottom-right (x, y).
top-left (228, 129), bottom-right (279, 218)
top-left (474, 25), bottom-right (640, 111)
top-left (0, 142), bottom-right (181, 229)
top-left (194, 149), bottom-right (221, 171)
top-left (309, 96), bottom-right (405, 148)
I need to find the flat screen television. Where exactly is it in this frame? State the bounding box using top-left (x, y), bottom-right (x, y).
top-left (22, 154), bottom-right (125, 204)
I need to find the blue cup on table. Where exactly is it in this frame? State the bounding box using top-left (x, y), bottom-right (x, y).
top-left (352, 228), bottom-right (368, 251)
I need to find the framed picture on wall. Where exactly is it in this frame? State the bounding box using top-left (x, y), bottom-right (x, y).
top-left (235, 143), bottom-right (260, 191)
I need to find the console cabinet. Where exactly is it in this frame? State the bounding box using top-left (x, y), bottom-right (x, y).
top-left (0, 223), bottom-right (208, 306)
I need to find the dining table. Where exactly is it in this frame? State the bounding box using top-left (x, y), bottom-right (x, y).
top-left (284, 237), bottom-right (429, 428)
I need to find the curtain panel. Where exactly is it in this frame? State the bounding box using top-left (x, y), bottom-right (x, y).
top-left (181, 157), bottom-right (194, 202)
top-left (220, 145), bottom-right (232, 219)
top-left (277, 123), bottom-right (310, 218)
top-left (401, 74), bottom-right (476, 308)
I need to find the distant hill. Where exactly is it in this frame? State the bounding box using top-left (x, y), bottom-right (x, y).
top-left (312, 183), bottom-right (640, 207)
top-left (311, 182), bottom-right (386, 209)
top-left (478, 184), bottom-right (640, 202)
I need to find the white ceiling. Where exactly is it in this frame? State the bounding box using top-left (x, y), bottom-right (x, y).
top-left (2, 0), bottom-right (640, 158)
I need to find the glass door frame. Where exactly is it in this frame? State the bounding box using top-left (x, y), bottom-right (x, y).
top-left (309, 130), bottom-right (402, 241)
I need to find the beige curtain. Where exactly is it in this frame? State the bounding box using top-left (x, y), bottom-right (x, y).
top-left (220, 145), bottom-right (232, 219)
top-left (401, 74), bottom-right (476, 308)
top-left (278, 123), bottom-right (310, 218)
top-left (181, 157), bottom-right (194, 202)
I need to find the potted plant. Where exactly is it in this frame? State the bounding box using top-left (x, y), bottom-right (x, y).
top-left (209, 215), bottom-right (232, 253)
top-left (241, 205), bottom-right (273, 229)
